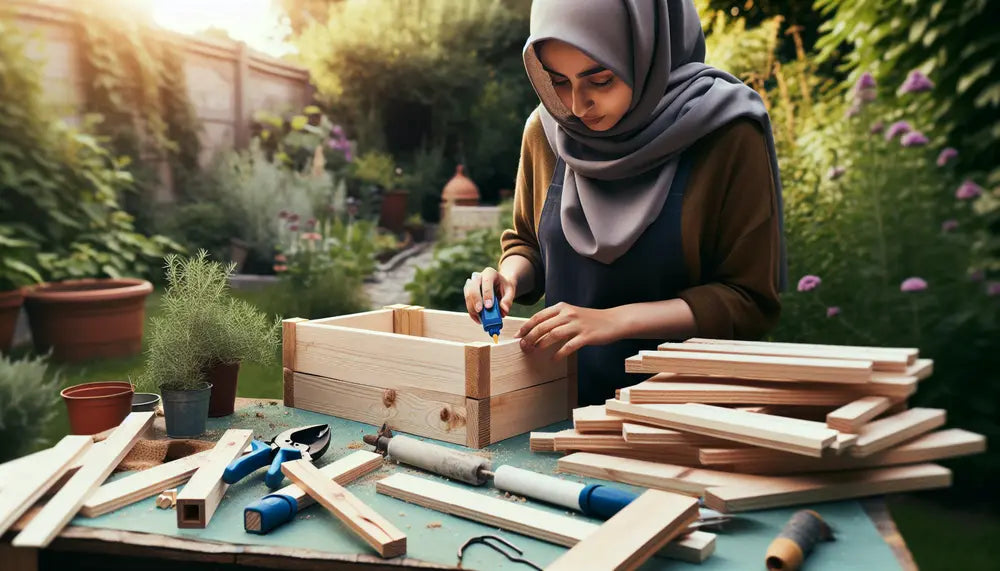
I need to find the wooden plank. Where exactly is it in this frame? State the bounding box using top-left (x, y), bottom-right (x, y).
top-left (291, 371), bottom-right (468, 445)
top-left (623, 374), bottom-right (916, 403)
top-left (403, 306), bottom-right (424, 337)
top-left (245, 451), bottom-right (383, 533)
top-left (556, 453), bottom-right (775, 496)
top-left (282, 317), bottom-right (308, 370)
top-left (606, 401), bottom-right (838, 457)
top-left (175, 429), bottom-right (254, 529)
top-left (81, 450), bottom-right (214, 518)
top-left (573, 405), bottom-right (624, 433)
top-left (12, 412), bottom-right (154, 548)
top-left (375, 473), bottom-right (714, 564)
top-left (487, 376), bottom-right (570, 444)
top-left (704, 464), bottom-right (952, 513)
top-left (488, 339), bottom-right (567, 396)
top-left (0, 436), bottom-right (92, 536)
top-left (546, 489), bottom-right (699, 571)
top-left (545, 429), bottom-right (702, 464)
top-left (420, 308), bottom-right (529, 343)
top-left (729, 429), bottom-right (986, 474)
top-left (281, 459), bottom-right (406, 558)
top-left (637, 349), bottom-right (873, 383)
top-left (827, 396), bottom-right (893, 433)
top-left (866, 374), bottom-right (919, 398)
top-left (682, 337), bottom-right (918, 365)
top-left (660, 340), bottom-right (911, 372)
top-left (850, 408), bottom-right (946, 457)
top-left (295, 321), bottom-right (468, 396)
top-left (621, 422), bottom-right (733, 447)
top-left (529, 432), bottom-right (558, 452)
top-left (832, 432), bottom-right (858, 452)
top-left (311, 309), bottom-right (394, 332)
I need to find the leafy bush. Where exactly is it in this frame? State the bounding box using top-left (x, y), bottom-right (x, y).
top-left (251, 105), bottom-right (354, 174)
top-left (136, 251), bottom-right (281, 392)
top-left (0, 227), bottom-right (42, 292)
top-left (156, 202), bottom-right (241, 265)
top-left (238, 269), bottom-right (371, 320)
top-left (0, 354), bottom-right (59, 462)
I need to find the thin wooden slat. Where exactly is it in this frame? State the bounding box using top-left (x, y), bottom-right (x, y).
top-left (606, 401), bottom-right (838, 457)
top-left (529, 432), bottom-right (557, 452)
top-left (81, 449), bottom-right (214, 517)
top-left (420, 308), bottom-right (530, 343)
top-left (0, 436), bottom-right (92, 536)
top-left (621, 422), bottom-right (732, 447)
top-left (681, 338), bottom-right (918, 365)
top-left (282, 459), bottom-right (406, 558)
top-left (660, 340), bottom-right (910, 372)
top-left (545, 489), bottom-right (700, 571)
top-left (704, 464), bottom-right (952, 513)
top-left (623, 374), bottom-right (917, 403)
top-left (376, 473), bottom-right (715, 564)
top-left (827, 396), bottom-right (893, 433)
top-left (573, 405), bottom-right (624, 433)
top-left (311, 309), bottom-right (394, 331)
top-left (556, 453), bottom-right (775, 496)
top-left (12, 412), bottom-right (154, 548)
top-left (637, 350), bottom-right (873, 384)
top-left (850, 408), bottom-right (946, 457)
top-left (545, 429), bottom-right (702, 464)
top-left (176, 429), bottom-right (254, 529)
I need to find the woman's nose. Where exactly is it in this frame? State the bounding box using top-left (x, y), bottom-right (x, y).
top-left (572, 88), bottom-right (591, 118)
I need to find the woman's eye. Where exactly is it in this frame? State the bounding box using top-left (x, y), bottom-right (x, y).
top-left (590, 76), bottom-right (614, 87)
top-left (552, 78), bottom-right (570, 87)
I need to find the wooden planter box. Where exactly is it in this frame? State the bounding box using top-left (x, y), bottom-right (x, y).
top-left (282, 305), bottom-right (576, 448)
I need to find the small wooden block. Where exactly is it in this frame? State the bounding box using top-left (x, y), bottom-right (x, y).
top-left (827, 396), bottom-right (892, 433)
top-left (849, 408), bottom-right (946, 457)
top-left (175, 429), bottom-right (254, 529)
top-left (282, 459), bottom-right (406, 558)
top-left (156, 489), bottom-right (178, 509)
top-left (529, 432), bottom-right (558, 452)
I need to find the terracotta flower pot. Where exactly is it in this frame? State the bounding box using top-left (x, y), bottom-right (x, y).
top-left (24, 278), bottom-right (153, 362)
top-left (205, 360), bottom-right (240, 417)
top-left (379, 189), bottom-right (410, 234)
top-left (61, 381), bottom-right (134, 435)
top-left (0, 288), bottom-right (24, 354)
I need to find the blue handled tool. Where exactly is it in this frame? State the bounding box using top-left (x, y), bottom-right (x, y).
top-left (480, 301), bottom-right (503, 343)
top-left (222, 424), bottom-right (331, 490)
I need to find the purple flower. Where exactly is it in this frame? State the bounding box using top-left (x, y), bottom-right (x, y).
top-left (278, 210), bottom-right (289, 219)
top-left (941, 219), bottom-right (959, 232)
top-left (797, 275), bottom-right (821, 292)
top-left (955, 179), bottom-right (983, 200)
top-left (343, 148), bottom-right (353, 162)
top-left (970, 269), bottom-right (985, 282)
top-left (826, 306), bottom-right (841, 318)
top-left (870, 121), bottom-right (885, 135)
top-left (828, 166), bottom-right (847, 181)
top-left (936, 147), bottom-right (958, 167)
top-left (899, 70), bottom-right (934, 94)
top-left (987, 282), bottom-right (1000, 297)
top-left (885, 121), bottom-right (911, 140)
top-left (853, 72), bottom-right (877, 102)
top-left (332, 125), bottom-right (344, 138)
top-left (288, 223), bottom-right (299, 232)
top-left (901, 131), bottom-right (929, 147)
top-left (900, 277), bottom-right (928, 292)
top-left (845, 103), bottom-right (861, 118)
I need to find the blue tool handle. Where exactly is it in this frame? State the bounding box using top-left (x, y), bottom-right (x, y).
top-left (244, 493), bottom-right (298, 535)
top-left (223, 440), bottom-right (272, 484)
top-left (265, 447), bottom-right (303, 489)
top-left (578, 484), bottom-right (639, 520)
top-left (480, 301), bottom-right (503, 336)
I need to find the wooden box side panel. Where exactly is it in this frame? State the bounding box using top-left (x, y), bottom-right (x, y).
top-left (309, 309), bottom-right (394, 332)
top-left (488, 341), bottom-right (567, 396)
top-left (467, 377), bottom-right (570, 447)
top-left (295, 322), bottom-right (467, 396)
top-left (421, 309), bottom-right (529, 343)
top-left (290, 371), bottom-right (469, 445)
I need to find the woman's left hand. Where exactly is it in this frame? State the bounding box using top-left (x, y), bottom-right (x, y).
top-left (516, 302), bottom-right (622, 360)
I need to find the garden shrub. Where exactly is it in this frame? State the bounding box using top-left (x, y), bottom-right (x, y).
top-left (0, 353), bottom-right (60, 462)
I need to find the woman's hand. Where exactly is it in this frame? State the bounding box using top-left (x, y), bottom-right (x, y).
top-left (464, 267), bottom-right (517, 323)
top-left (516, 302), bottom-right (622, 359)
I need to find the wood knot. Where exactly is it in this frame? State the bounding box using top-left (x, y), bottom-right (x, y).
top-left (439, 408), bottom-right (450, 422)
top-left (382, 389), bottom-right (397, 408)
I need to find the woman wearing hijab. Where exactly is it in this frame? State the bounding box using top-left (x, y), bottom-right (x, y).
top-left (463, 0), bottom-right (787, 406)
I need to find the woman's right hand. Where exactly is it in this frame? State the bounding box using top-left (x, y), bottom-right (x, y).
top-left (464, 267), bottom-right (516, 324)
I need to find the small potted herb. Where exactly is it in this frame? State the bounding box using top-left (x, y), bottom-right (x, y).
top-left (136, 251), bottom-right (279, 437)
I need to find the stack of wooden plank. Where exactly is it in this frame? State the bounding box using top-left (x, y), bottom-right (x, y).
top-left (530, 338), bottom-right (987, 513)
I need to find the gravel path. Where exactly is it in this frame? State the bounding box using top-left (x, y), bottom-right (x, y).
top-left (363, 244), bottom-right (436, 309)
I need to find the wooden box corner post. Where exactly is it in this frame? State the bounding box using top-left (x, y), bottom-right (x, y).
top-left (282, 318), bottom-right (307, 407)
top-left (176, 429), bottom-right (254, 529)
top-left (383, 304), bottom-right (424, 337)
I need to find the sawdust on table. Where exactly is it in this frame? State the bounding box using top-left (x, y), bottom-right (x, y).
top-left (426, 522), bottom-right (442, 529)
top-left (346, 441), bottom-right (365, 450)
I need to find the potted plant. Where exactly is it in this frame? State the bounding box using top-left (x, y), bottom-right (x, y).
top-left (0, 227), bottom-right (42, 354)
top-left (137, 251), bottom-right (279, 436)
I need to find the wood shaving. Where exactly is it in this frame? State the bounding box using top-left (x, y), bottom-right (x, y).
top-left (426, 522), bottom-right (442, 529)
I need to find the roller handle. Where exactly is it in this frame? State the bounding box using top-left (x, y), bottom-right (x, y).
top-left (223, 440), bottom-right (272, 484)
top-left (578, 484), bottom-right (639, 520)
top-left (244, 494), bottom-right (298, 535)
top-left (265, 448), bottom-right (303, 489)
top-left (765, 510), bottom-right (833, 571)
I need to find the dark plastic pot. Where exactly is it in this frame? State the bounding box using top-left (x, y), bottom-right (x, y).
top-left (205, 361), bottom-right (240, 417)
top-left (131, 392), bottom-right (161, 412)
top-left (61, 381), bottom-right (134, 435)
top-left (0, 288), bottom-right (23, 354)
top-left (162, 382), bottom-right (213, 438)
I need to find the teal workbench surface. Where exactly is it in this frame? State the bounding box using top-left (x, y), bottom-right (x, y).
top-left (70, 402), bottom-right (906, 570)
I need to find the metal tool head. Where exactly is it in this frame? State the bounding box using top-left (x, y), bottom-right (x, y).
top-left (362, 423), bottom-right (395, 456)
top-left (272, 424), bottom-right (331, 462)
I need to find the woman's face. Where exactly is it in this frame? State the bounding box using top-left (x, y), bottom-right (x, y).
top-left (536, 39), bottom-right (633, 132)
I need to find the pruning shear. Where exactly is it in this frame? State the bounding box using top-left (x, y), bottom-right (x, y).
top-left (222, 424), bottom-right (331, 489)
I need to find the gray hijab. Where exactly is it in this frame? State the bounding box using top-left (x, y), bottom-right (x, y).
top-left (523, 0), bottom-right (787, 290)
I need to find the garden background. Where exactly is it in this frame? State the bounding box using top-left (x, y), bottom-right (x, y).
top-left (1, 0), bottom-right (998, 568)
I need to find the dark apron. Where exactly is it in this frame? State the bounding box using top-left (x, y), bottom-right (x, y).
top-left (538, 156), bottom-right (693, 406)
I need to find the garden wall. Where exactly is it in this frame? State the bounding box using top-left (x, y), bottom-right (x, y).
top-left (3, 0), bottom-right (314, 198)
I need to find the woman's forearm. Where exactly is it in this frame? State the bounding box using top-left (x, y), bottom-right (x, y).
top-left (499, 254), bottom-right (536, 299)
top-left (607, 298), bottom-right (698, 342)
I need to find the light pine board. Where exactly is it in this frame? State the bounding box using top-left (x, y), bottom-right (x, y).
top-left (488, 339), bottom-right (567, 396)
top-left (572, 405), bottom-right (624, 433)
top-left (621, 422), bottom-right (732, 447)
top-left (376, 473), bottom-right (715, 564)
top-left (849, 408), bottom-right (946, 457)
top-left (704, 464), bottom-right (952, 512)
top-left (620, 377), bottom-right (908, 406)
top-left (680, 338), bottom-right (918, 365)
top-left (81, 449), bottom-right (214, 517)
top-left (12, 412), bottom-right (154, 548)
top-left (826, 397), bottom-right (893, 433)
top-left (175, 429), bottom-right (254, 529)
top-left (606, 401), bottom-right (839, 457)
top-left (636, 349), bottom-right (873, 383)
top-left (545, 489), bottom-right (700, 571)
top-left (309, 308), bottom-right (394, 331)
top-left (481, 377), bottom-right (571, 445)
top-left (0, 436), bottom-right (92, 536)
top-left (659, 340), bottom-right (911, 372)
top-left (420, 308), bottom-right (530, 343)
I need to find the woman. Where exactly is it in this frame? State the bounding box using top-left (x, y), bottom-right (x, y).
top-left (464, 0), bottom-right (787, 406)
